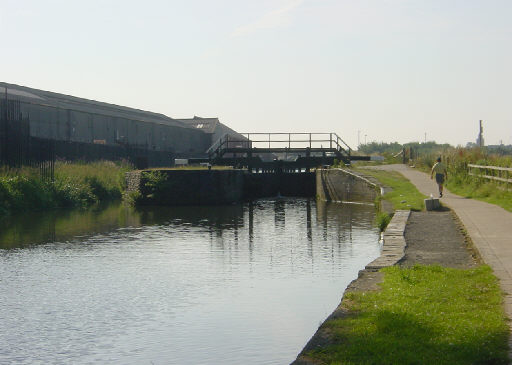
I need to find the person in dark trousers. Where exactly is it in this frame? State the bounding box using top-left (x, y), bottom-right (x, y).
top-left (431, 157), bottom-right (448, 197)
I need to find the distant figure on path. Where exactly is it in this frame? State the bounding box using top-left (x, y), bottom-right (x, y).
top-left (431, 157), bottom-right (448, 197)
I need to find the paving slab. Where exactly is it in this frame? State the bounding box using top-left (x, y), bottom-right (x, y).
top-left (365, 210), bottom-right (409, 271)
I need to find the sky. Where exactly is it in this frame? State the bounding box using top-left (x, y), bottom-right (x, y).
top-left (1, 0), bottom-right (511, 148)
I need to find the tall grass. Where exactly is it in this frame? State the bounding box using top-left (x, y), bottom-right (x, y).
top-left (0, 161), bottom-right (132, 215)
top-left (414, 147), bottom-right (512, 212)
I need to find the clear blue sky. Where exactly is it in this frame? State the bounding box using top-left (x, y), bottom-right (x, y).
top-left (1, 0), bottom-right (511, 148)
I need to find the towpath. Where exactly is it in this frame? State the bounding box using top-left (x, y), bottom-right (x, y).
top-left (374, 164), bottom-right (512, 356)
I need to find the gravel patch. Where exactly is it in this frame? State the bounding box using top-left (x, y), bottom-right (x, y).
top-left (402, 210), bottom-right (479, 269)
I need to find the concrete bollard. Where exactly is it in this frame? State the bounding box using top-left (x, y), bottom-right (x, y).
top-left (424, 198), bottom-right (440, 211)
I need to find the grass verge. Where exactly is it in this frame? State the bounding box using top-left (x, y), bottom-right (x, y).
top-left (307, 265), bottom-right (509, 365)
top-left (354, 168), bottom-right (426, 231)
top-left (446, 178), bottom-right (512, 213)
top-left (356, 168), bottom-right (427, 211)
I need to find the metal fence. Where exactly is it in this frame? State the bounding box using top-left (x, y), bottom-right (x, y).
top-left (52, 139), bottom-right (173, 169)
top-left (1, 98), bottom-right (30, 167)
top-left (1, 98), bottom-right (56, 181)
top-left (1, 96), bottom-right (176, 178)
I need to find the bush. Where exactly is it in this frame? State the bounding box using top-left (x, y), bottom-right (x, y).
top-left (0, 175), bottom-right (54, 211)
top-left (142, 171), bottom-right (176, 200)
top-left (124, 190), bottom-right (143, 206)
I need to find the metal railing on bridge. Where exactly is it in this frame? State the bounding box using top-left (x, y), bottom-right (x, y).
top-left (200, 132), bottom-right (369, 173)
top-left (207, 132), bottom-right (352, 159)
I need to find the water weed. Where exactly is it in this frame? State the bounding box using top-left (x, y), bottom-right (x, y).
top-left (375, 211), bottom-right (392, 231)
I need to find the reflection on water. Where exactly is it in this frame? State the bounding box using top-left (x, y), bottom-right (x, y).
top-left (0, 203), bottom-right (246, 249)
top-left (0, 199), bottom-right (380, 365)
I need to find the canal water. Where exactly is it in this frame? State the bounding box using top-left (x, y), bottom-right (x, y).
top-left (0, 198), bottom-right (380, 365)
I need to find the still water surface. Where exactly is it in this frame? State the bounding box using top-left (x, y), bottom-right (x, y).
top-left (0, 199), bottom-right (380, 364)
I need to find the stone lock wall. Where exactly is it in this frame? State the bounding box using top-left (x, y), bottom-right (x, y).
top-left (316, 168), bottom-right (380, 203)
top-left (125, 171), bottom-right (142, 193)
top-left (130, 169), bottom-right (245, 205)
top-left (127, 168), bottom-right (381, 206)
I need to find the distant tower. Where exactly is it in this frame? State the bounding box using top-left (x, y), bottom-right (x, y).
top-left (476, 120), bottom-right (484, 147)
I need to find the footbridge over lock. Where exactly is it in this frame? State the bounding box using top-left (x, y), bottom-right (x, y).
top-left (191, 133), bottom-right (371, 173)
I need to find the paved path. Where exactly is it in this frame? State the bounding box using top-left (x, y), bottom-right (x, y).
top-left (374, 164), bottom-right (512, 358)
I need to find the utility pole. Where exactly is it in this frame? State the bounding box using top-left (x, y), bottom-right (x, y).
top-left (1, 86), bottom-right (7, 165)
top-left (3, 85), bottom-right (7, 121)
top-left (424, 132), bottom-right (426, 144)
top-left (357, 130), bottom-right (360, 147)
top-left (364, 134), bottom-right (367, 145)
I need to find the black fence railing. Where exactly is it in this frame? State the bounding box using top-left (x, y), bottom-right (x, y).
top-left (1, 98), bottom-right (30, 167)
top-left (1, 98), bottom-right (55, 180)
top-left (51, 139), bottom-right (173, 169)
top-left (1, 97), bottom-right (176, 180)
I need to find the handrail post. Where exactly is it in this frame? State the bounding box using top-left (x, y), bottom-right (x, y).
top-left (289, 133), bottom-right (291, 149)
top-left (268, 133), bottom-right (271, 149)
top-left (309, 133), bottom-right (311, 148)
top-left (330, 133), bottom-right (332, 149)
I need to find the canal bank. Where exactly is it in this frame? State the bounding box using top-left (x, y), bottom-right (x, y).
top-left (292, 166), bottom-right (509, 364)
top-left (291, 210), bottom-right (410, 365)
top-left (292, 208), bottom-right (508, 365)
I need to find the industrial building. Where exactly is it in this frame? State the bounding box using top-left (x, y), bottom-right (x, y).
top-left (0, 82), bottom-right (243, 167)
top-left (175, 116), bottom-right (245, 148)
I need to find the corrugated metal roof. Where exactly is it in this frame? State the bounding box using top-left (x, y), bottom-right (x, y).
top-left (0, 82), bottom-right (186, 128)
top-left (176, 116), bottom-right (219, 134)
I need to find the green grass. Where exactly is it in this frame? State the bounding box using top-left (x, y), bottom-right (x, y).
top-left (356, 168), bottom-right (427, 211)
top-left (0, 161), bottom-right (132, 215)
top-left (375, 211), bottom-right (392, 231)
top-left (307, 265), bottom-right (509, 365)
top-left (54, 160), bottom-right (131, 203)
top-left (445, 177), bottom-right (512, 213)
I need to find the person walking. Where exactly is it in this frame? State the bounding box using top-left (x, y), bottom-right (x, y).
top-left (431, 156), bottom-right (448, 197)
